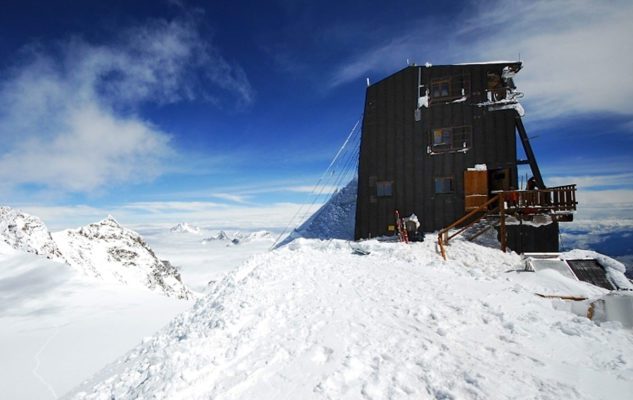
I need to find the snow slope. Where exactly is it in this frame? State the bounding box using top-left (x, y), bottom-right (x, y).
top-left (67, 238), bottom-right (633, 400)
top-left (0, 241), bottom-right (193, 400)
top-left (53, 216), bottom-right (191, 299)
top-left (0, 206), bottom-right (63, 260)
top-left (277, 179), bottom-right (357, 247)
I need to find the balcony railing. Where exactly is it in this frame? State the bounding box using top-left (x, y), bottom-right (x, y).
top-left (437, 185), bottom-right (577, 259)
top-left (500, 185), bottom-right (577, 213)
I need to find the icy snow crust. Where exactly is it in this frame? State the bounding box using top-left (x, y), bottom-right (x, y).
top-left (69, 239), bottom-right (633, 400)
top-left (53, 216), bottom-right (191, 299)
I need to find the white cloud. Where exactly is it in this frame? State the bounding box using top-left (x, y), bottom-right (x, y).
top-left (460, 0), bottom-right (633, 119)
top-left (209, 193), bottom-right (251, 204)
top-left (547, 172), bottom-right (633, 190)
top-left (286, 185), bottom-right (339, 194)
top-left (0, 17), bottom-right (253, 195)
top-left (16, 201), bottom-right (321, 232)
top-left (573, 189), bottom-right (633, 220)
top-left (328, 0), bottom-right (633, 119)
top-left (0, 104), bottom-right (171, 191)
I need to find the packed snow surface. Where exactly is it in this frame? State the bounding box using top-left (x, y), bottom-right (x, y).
top-left (68, 238), bottom-right (633, 400)
top-left (53, 216), bottom-right (191, 299)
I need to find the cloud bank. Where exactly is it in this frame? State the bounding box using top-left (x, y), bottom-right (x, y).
top-left (0, 16), bottom-right (253, 194)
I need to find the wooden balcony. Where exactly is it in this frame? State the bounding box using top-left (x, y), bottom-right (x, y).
top-left (500, 185), bottom-right (577, 213)
top-left (438, 185), bottom-right (577, 259)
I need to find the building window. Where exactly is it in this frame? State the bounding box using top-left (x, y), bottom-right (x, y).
top-left (431, 79), bottom-right (450, 98)
top-left (430, 75), bottom-right (471, 103)
top-left (434, 177), bottom-right (454, 193)
top-left (430, 126), bottom-right (472, 153)
top-left (433, 128), bottom-right (452, 146)
top-left (376, 181), bottom-right (393, 197)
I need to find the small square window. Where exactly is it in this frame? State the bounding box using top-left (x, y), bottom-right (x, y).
top-left (434, 177), bottom-right (454, 193)
top-left (376, 181), bottom-right (393, 197)
top-left (433, 128), bottom-right (451, 146)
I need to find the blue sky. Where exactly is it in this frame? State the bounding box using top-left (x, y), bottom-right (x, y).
top-left (1, 0), bottom-right (632, 229)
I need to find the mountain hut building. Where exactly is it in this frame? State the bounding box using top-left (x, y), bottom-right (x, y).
top-left (354, 62), bottom-right (577, 253)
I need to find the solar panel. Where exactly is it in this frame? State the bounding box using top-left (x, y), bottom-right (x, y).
top-left (565, 259), bottom-right (614, 290)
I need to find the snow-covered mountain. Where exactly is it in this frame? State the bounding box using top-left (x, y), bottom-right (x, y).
top-left (202, 230), bottom-right (273, 245)
top-left (169, 222), bottom-right (201, 234)
top-left (53, 216), bottom-right (191, 299)
top-left (0, 206), bottom-right (63, 260)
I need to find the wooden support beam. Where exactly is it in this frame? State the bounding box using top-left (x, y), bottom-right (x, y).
top-left (499, 192), bottom-right (507, 252)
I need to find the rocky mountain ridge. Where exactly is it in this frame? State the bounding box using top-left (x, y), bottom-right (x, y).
top-left (53, 216), bottom-right (191, 299)
top-left (0, 206), bottom-right (190, 299)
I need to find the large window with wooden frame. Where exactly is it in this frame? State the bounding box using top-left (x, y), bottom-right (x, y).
top-left (430, 74), bottom-right (471, 103)
top-left (430, 125), bottom-right (472, 153)
top-left (434, 177), bottom-right (454, 194)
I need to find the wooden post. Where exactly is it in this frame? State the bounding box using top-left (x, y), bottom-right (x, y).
top-left (499, 192), bottom-right (507, 252)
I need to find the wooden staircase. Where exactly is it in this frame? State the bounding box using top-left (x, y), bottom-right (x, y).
top-left (437, 185), bottom-right (577, 260)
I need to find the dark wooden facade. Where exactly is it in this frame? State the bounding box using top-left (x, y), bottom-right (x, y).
top-left (354, 62), bottom-right (560, 252)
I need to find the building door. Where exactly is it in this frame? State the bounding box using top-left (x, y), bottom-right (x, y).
top-left (464, 170), bottom-right (488, 211)
top-left (488, 168), bottom-right (510, 192)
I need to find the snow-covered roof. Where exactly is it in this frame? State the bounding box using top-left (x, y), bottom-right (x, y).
top-left (454, 60), bottom-right (522, 65)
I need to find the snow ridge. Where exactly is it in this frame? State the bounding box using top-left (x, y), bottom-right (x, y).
top-left (53, 216), bottom-right (191, 299)
top-left (66, 238), bottom-right (633, 400)
top-left (0, 206), bottom-right (63, 260)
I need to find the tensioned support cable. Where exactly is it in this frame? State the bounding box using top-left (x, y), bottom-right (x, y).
top-left (271, 116), bottom-right (362, 249)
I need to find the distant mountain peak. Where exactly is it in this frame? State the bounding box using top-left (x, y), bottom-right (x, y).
top-left (170, 223), bottom-right (201, 234)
